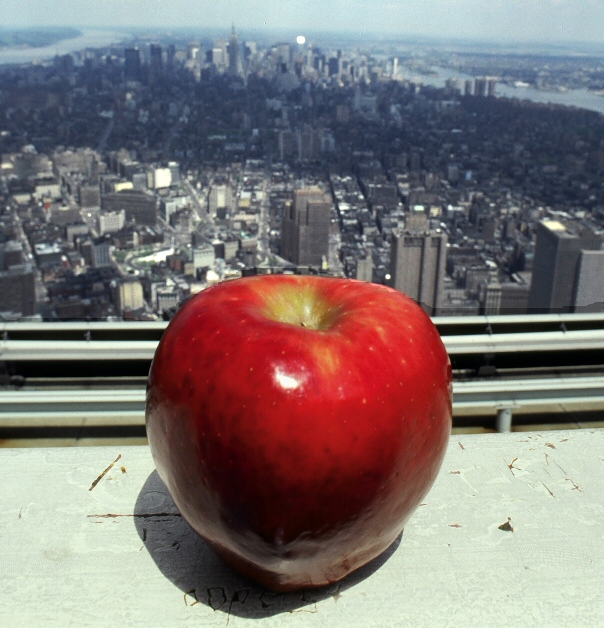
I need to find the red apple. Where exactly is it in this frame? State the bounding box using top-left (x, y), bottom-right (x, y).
top-left (146, 274), bottom-right (452, 591)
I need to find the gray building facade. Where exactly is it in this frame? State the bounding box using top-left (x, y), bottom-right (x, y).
top-left (574, 250), bottom-right (604, 312)
top-left (101, 191), bottom-right (157, 226)
top-left (281, 187), bottom-right (330, 266)
top-left (0, 264), bottom-right (36, 317)
top-left (390, 229), bottom-right (447, 315)
top-left (528, 220), bottom-right (602, 313)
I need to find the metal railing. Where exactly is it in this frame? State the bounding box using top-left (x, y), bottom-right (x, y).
top-left (1, 314), bottom-right (604, 433)
top-left (2, 376), bottom-right (604, 433)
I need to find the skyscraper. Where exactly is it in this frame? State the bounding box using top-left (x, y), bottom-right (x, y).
top-left (0, 241), bottom-right (35, 318)
top-left (0, 264), bottom-right (36, 318)
top-left (124, 48), bottom-right (142, 82)
top-left (573, 250), bottom-right (604, 312)
top-left (208, 184), bottom-right (233, 217)
top-left (149, 44), bottom-right (163, 81)
top-left (166, 44), bottom-right (176, 71)
top-left (390, 216), bottom-right (447, 315)
top-left (91, 235), bottom-right (112, 268)
top-left (474, 77), bottom-right (487, 96)
top-left (281, 188), bottom-right (331, 266)
top-left (227, 25), bottom-right (243, 77)
top-left (527, 220), bottom-right (595, 313)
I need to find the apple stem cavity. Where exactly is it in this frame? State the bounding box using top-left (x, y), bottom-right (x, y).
top-left (258, 283), bottom-right (340, 332)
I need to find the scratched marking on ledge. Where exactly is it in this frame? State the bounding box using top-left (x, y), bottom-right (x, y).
top-left (553, 460), bottom-right (583, 492)
top-left (87, 512), bottom-right (182, 519)
top-left (181, 585), bottom-right (333, 621)
top-left (89, 454), bottom-right (122, 491)
top-left (507, 457), bottom-right (520, 475)
top-left (206, 587), bottom-right (252, 626)
top-left (184, 589), bottom-right (199, 607)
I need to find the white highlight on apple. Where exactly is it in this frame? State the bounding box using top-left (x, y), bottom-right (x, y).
top-left (274, 367), bottom-right (301, 391)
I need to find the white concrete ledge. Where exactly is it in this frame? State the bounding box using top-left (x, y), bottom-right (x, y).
top-left (1, 430), bottom-right (602, 626)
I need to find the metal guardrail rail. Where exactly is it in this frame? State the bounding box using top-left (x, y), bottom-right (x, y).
top-left (0, 340), bottom-right (159, 361)
top-left (2, 315), bottom-right (604, 376)
top-left (3, 313), bottom-right (604, 339)
top-left (2, 329), bottom-right (604, 361)
top-left (1, 316), bottom-right (604, 433)
top-left (2, 376), bottom-right (604, 432)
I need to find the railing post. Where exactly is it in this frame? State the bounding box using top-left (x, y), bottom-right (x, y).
top-left (496, 407), bottom-right (513, 433)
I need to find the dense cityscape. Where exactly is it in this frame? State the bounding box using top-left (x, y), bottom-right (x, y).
top-left (2, 26), bottom-right (604, 321)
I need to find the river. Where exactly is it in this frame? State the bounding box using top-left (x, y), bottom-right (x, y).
top-left (414, 66), bottom-right (604, 116)
top-left (0, 29), bottom-right (129, 65)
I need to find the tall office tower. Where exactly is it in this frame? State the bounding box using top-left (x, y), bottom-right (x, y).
top-left (355, 254), bottom-right (373, 282)
top-left (0, 240), bottom-right (24, 269)
top-left (149, 44), bottom-right (163, 80)
top-left (328, 56), bottom-right (340, 77)
top-left (0, 264), bottom-right (36, 317)
top-left (124, 48), bottom-right (142, 81)
top-left (275, 43), bottom-right (292, 69)
top-left (445, 78), bottom-right (461, 94)
top-left (573, 250), bottom-right (604, 312)
top-left (208, 185), bottom-right (233, 217)
top-left (91, 235), bottom-right (112, 268)
top-left (227, 25), bottom-right (243, 76)
top-left (474, 77), bottom-right (487, 96)
top-left (297, 127), bottom-right (321, 161)
top-left (244, 41), bottom-right (257, 61)
top-left (187, 42), bottom-right (201, 61)
top-left (527, 220), bottom-right (593, 313)
top-left (166, 44), bottom-right (176, 71)
top-left (212, 39), bottom-right (228, 68)
top-left (116, 280), bottom-right (145, 314)
top-left (389, 220), bottom-right (447, 316)
top-left (281, 188), bottom-right (331, 266)
top-left (278, 130), bottom-right (297, 161)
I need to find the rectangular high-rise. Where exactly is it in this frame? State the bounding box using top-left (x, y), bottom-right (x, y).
top-left (124, 48), bottom-right (141, 82)
top-left (0, 264), bottom-right (36, 317)
top-left (390, 228), bottom-right (447, 315)
top-left (526, 220), bottom-right (604, 313)
top-left (149, 44), bottom-right (163, 78)
top-left (208, 185), bottom-right (233, 217)
top-left (528, 221), bottom-right (579, 312)
top-left (281, 188), bottom-right (330, 266)
top-left (573, 250), bottom-right (604, 312)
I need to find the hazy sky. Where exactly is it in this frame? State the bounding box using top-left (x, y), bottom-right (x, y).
top-left (3, 0), bottom-right (604, 44)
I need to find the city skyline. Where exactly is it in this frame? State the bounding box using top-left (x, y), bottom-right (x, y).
top-left (3, 9), bottom-right (604, 321)
top-left (3, 0), bottom-right (604, 45)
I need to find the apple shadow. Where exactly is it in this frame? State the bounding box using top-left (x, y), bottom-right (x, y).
top-left (134, 470), bottom-right (402, 618)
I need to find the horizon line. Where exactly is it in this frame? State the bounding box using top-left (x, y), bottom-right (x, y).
top-left (2, 24), bottom-right (604, 50)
